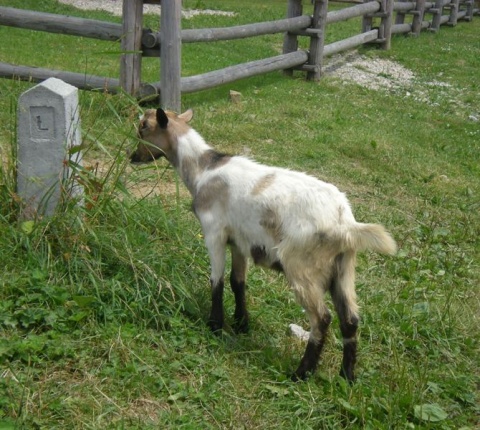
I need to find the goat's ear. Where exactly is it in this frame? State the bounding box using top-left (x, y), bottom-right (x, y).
top-left (178, 108), bottom-right (193, 123)
top-left (156, 108), bottom-right (169, 129)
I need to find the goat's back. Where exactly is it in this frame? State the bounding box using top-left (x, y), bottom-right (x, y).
top-left (196, 156), bottom-right (372, 257)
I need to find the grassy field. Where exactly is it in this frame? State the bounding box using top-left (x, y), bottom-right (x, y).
top-left (0, 0), bottom-right (479, 428)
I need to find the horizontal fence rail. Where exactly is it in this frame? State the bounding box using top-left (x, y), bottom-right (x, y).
top-left (143, 15), bottom-right (313, 47)
top-left (0, 0), bottom-right (478, 109)
top-left (0, 6), bottom-right (123, 41)
top-left (0, 62), bottom-right (158, 98)
top-left (323, 29), bottom-right (379, 56)
top-left (327, 1), bottom-right (381, 23)
top-left (174, 51), bottom-right (309, 94)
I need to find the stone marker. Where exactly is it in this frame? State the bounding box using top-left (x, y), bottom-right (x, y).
top-left (17, 77), bottom-right (83, 219)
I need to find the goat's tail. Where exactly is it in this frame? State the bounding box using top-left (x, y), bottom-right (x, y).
top-left (344, 223), bottom-right (397, 255)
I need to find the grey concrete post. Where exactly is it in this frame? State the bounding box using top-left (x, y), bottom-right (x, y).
top-left (17, 77), bottom-right (83, 219)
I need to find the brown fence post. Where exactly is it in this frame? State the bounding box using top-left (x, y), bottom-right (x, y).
top-left (120, 0), bottom-right (143, 96)
top-left (465, 0), bottom-right (475, 20)
top-left (306, 0), bottom-right (329, 81)
top-left (362, 0), bottom-right (375, 31)
top-left (160, 0), bottom-right (182, 111)
top-left (431, 0), bottom-right (445, 31)
top-left (412, 0), bottom-right (426, 35)
top-left (283, 0), bottom-right (303, 77)
top-left (448, 0), bottom-right (460, 24)
top-left (394, 0), bottom-right (408, 24)
top-left (379, 0), bottom-right (395, 49)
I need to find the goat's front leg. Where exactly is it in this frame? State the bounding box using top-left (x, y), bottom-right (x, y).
top-left (205, 233), bottom-right (227, 333)
top-left (230, 245), bottom-right (249, 333)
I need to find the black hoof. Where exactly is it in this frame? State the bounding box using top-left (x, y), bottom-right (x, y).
top-left (208, 319), bottom-right (223, 334)
top-left (339, 368), bottom-right (355, 385)
top-left (233, 317), bottom-right (249, 334)
top-left (291, 371), bottom-right (309, 382)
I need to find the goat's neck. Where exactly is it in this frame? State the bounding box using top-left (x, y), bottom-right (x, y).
top-left (175, 129), bottom-right (212, 195)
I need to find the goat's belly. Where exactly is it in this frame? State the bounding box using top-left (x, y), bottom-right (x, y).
top-left (230, 233), bottom-right (282, 272)
top-left (249, 244), bottom-right (283, 271)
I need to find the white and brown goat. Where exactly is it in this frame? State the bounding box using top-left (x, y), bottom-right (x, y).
top-left (130, 108), bottom-right (396, 382)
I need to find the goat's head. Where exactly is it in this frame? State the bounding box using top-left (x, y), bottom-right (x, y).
top-left (130, 108), bottom-right (193, 163)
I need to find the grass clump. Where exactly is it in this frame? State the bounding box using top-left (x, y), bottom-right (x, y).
top-left (0, 0), bottom-right (479, 428)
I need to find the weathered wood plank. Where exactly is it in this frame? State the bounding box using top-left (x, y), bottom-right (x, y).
top-left (391, 22), bottom-right (413, 32)
top-left (431, 0), bottom-right (446, 30)
top-left (0, 6), bottom-right (122, 41)
top-left (120, 0), bottom-right (143, 96)
top-left (0, 61), bottom-right (158, 98)
top-left (412, 0), bottom-right (426, 35)
top-left (456, 9), bottom-right (468, 20)
top-left (143, 15), bottom-right (313, 49)
top-left (0, 62), bottom-right (121, 92)
top-left (182, 15), bottom-right (312, 43)
top-left (394, 1), bottom-right (416, 11)
top-left (380, 0), bottom-right (395, 49)
top-left (307, 0), bottom-right (329, 81)
top-left (172, 51), bottom-right (309, 94)
top-left (283, 0), bottom-right (303, 68)
top-left (448, 0), bottom-right (460, 25)
top-left (327, 1), bottom-right (380, 23)
top-left (160, 0), bottom-right (182, 111)
top-left (323, 29), bottom-right (378, 56)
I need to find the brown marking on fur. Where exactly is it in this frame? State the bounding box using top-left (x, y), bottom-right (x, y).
top-left (194, 176), bottom-right (229, 212)
top-left (165, 110), bottom-right (192, 137)
top-left (260, 207), bottom-right (283, 243)
top-left (199, 150), bottom-right (231, 171)
top-left (317, 232), bottom-right (329, 243)
top-left (180, 156), bottom-right (201, 192)
top-left (251, 173), bottom-right (276, 196)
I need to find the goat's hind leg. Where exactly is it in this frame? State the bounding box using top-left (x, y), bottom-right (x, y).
top-left (330, 251), bottom-right (359, 383)
top-left (291, 279), bottom-right (332, 381)
top-left (230, 244), bottom-right (249, 333)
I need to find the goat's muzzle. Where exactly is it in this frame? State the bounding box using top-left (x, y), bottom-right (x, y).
top-left (129, 148), bottom-right (164, 163)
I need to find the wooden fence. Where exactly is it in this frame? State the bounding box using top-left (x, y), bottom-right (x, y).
top-left (0, 0), bottom-right (478, 111)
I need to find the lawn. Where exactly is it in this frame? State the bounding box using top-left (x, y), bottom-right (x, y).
top-left (0, 0), bottom-right (479, 429)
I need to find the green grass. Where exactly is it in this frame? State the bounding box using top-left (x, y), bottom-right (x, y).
top-left (0, 0), bottom-right (479, 428)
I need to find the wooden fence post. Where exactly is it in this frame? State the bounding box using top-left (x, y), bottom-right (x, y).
top-left (160, 0), bottom-right (182, 111)
top-left (283, 0), bottom-right (303, 77)
top-left (306, 0), bottom-right (329, 81)
top-left (379, 0), bottom-right (395, 49)
top-left (448, 0), bottom-right (460, 25)
top-left (412, 0), bottom-right (426, 35)
top-left (120, 0), bottom-right (143, 96)
top-left (431, 0), bottom-right (445, 31)
top-left (465, 0), bottom-right (475, 20)
top-left (362, 0), bottom-right (374, 31)
top-left (394, 0), bottom-right (408, 24)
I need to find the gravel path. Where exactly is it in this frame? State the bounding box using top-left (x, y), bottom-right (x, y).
top-left (57, 0), bottom-right (235, 19)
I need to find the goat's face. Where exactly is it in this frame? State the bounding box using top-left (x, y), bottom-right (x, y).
top-left (130, 108), bottom-right (193, 163)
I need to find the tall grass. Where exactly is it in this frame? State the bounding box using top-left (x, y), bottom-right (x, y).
top-left (0, 0), bottom-right (479, 428)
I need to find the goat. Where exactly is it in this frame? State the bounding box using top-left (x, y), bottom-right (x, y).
top-left (130, 108), bottom-right (397, 382)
